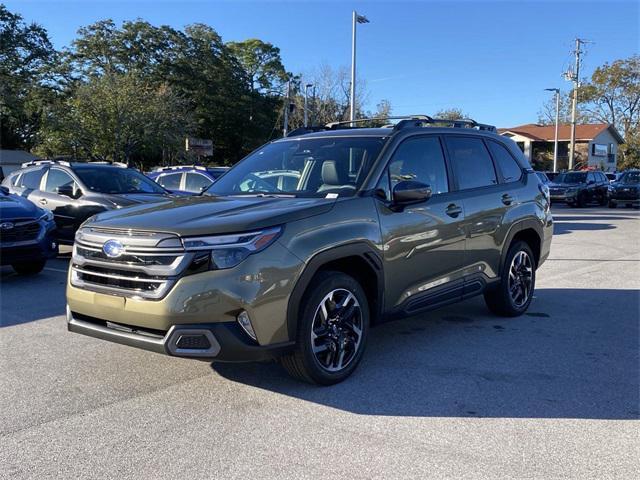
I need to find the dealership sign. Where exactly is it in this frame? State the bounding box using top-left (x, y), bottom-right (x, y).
top-left (185, 137), bottom-right (213, 157)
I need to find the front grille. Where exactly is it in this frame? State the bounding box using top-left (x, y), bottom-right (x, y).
top-left (0, 220), bottom-right (41, 243)
top-left (613, 189), bottom-right (639, 200)
top-left (74, 245), bottom-right (177, 266)
top-left (71, 227), bottom-right (193, 300)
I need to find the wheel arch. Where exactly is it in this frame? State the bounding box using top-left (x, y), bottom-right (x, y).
top-left (286, 242), bottom-right (384, 341)
top-left (501, 219), bottom-right (543, 269)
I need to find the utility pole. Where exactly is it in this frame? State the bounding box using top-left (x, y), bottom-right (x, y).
top-left (566, 38), bottom-right (586, 170)
top-left (350, 11), bottom-right (369, 126)
top-left (283, 80), bottom-right (290, 137)
top-left (545, 88), bottom-right (561, 173)
top-left (304, 83), bottom-right (313, 128)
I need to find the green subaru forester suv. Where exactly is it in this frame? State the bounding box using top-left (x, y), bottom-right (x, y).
top-left (67, 116), bottom-right (553, 385)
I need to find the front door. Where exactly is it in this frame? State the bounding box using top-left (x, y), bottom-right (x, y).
top-left (375, 135), bottom-right (467, 312)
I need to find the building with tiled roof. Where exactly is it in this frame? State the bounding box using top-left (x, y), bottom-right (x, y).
top-left (499, 123), bottom-right (624, 171)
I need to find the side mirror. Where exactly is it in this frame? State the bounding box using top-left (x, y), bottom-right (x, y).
top-left (588, 180), bottom-right (595, 185)
top-left (56, 185), bottom-right (75, 198)
top-left (392, 180), bottom-right (432, 206)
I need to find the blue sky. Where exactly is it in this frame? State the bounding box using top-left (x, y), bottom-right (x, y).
top-left (6, 0), bottom-right (639, 127)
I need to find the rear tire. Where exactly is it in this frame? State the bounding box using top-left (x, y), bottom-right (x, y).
top-left (576, 192), bottom-right (587, 208)
top-left (281, 271), bottom-right (370, 385)
top-left (11, 259), bottom-right (46, 275)
top-left (608, 200), bottom-right (617, 208)
top-left (484, 241), bottom-right (536, 317)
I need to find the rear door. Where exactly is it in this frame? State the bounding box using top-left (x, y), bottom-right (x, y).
top-left (375, 134), bottom-right (467, 312)
top-left (445, 135), bottom-right (518, 282)
top-left (155, 172), bottom-right (184, 191)
top-left (184, 172), bottom-right (213, 193)
top-left (38, 168), bottom-right (83, 241)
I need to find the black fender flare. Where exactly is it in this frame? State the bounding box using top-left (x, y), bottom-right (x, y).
top-left (286, 242), bottom-right (384, 341)
top-left (499, 218), bottom-right (544, 270)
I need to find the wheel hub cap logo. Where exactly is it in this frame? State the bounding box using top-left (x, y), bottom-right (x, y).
top-left (103, 239), bottom-right (124, 258)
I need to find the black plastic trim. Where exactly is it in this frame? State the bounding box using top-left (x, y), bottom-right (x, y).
top-left (286, 242), bottom-right (384, 340)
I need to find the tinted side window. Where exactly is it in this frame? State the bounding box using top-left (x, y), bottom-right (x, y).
top-left (45, 169), bottom-right (75, 193)
top-left (8, 172), bottom-right (22, 186)
top-left (445, 137), bottom-right (497, 190)
top-left (587, 172), bottom-right (595, 183)
top-left (157, 173), bottom-right (182, 190)
top-left (19, 169), bottom-right (44, 189)
top-left (388, 136), bottom-right (449, 195)
top-left (185, 173), bottom-right (212, 192)
top-left (487, 141), bottom-right (522, 183)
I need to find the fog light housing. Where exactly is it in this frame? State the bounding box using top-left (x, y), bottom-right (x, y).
top-left (237, 310), bottom-right (256, 341)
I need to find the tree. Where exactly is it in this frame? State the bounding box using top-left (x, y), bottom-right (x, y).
top-left (536, 89), bottom-right (590, 126)
top-left (0, 5), bottom-right (56, 149)
top-left (434, 108), bottom-right (470, 120)
top-left (581, 56), bottom-right (640, 169)
top-left (227, 39), bottom-right (288, 94)
top-left (35, 72), bottom-right (193, 164)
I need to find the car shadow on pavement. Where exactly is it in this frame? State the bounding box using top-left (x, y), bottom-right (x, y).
top-left (0, 264), bottom-right (68, 327)
top-left (212, 288), bottom-right (639, 420)
top-left (553, 221), bottom-right (617, 235)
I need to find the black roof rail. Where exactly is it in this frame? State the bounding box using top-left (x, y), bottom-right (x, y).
top-left (394, 117), bottom-right (496, 132)
top-left (325, 115), bottom-right (432, 130)
top-left (21, 159), bottom-right (71, 168)
top-left (286, 126), bottom-right (328, 137)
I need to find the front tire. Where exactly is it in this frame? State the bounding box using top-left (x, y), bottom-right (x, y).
top-left (484, 241), bottom-right (536, 317)
top-left (11, 259), bottom-right (46, 275)
top-left (281, 271), bottom-right (370, 385)
top-left (608, 200), bottom-right (617, 208)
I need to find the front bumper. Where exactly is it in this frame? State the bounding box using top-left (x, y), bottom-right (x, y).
top-left (609, 190), bottom-right (640, 203)
top-left (67, 307), bottom-right (294, 362)
top-left (0, 222), bottom-right (58, 265)
top-left (66, 240), bottom-right (304, 346)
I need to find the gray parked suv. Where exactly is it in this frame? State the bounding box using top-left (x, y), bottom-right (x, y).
top-left (2, 161), bottom-right (173, 244)
top-left (66, 116), bottom-right (553, 385)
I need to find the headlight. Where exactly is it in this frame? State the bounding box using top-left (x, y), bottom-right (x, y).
top-left (183, 227), bottom-right (282, 270)
top-left (38, 209), bottom-right (54, 222)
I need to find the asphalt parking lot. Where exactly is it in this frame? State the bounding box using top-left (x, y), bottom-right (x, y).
top-left (1, 205), bottom-right (638, 479)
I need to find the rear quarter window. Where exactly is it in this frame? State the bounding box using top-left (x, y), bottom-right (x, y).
top-left (19, 169), bottom-right (44, 189)
top-left (487, 141), bottom-right (523, 183)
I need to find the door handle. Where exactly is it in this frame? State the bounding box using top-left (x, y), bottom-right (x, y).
top-left (445, 204), bottom-right (462, 218)
top-left (501, 194), bottom-right (514, 206)
top-left (38, 198), bottom-right (47, 205)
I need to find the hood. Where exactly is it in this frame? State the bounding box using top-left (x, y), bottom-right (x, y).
top-left (549, 182), bottom-right (582, 189)
top-left (91, 193), bottom-right (174, 209)
top-left (85, 195), bottom-right (336, 236)
top-left (0, 192), bottom-right (43, 220)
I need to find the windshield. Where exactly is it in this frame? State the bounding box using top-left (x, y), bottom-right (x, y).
top-left (75, 167), bottom-right (166, 194)
top-left (555, 172), bottom-right (587, 184)
top-left (619, 171), bottom-right (640, 184)
top-left (205, 136), bottom-right (387, 197)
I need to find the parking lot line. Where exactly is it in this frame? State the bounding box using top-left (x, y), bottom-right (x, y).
top-left (44, 267), bottom-right (69, 273)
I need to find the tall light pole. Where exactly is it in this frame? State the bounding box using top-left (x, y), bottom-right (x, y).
top-left (304, 83), bottom-right (313, 128)
top-left (350, 11), bottom-right (369, 126)
top-left (283, 80), bottom-right (290, 137)
top-left (545, 88), bottom-right (560, 173)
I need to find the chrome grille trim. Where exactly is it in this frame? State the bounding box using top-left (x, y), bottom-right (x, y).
top-left (72, 267), bottom-right (168, 283)
top-left (71, 227), bottom-right (192, 300)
